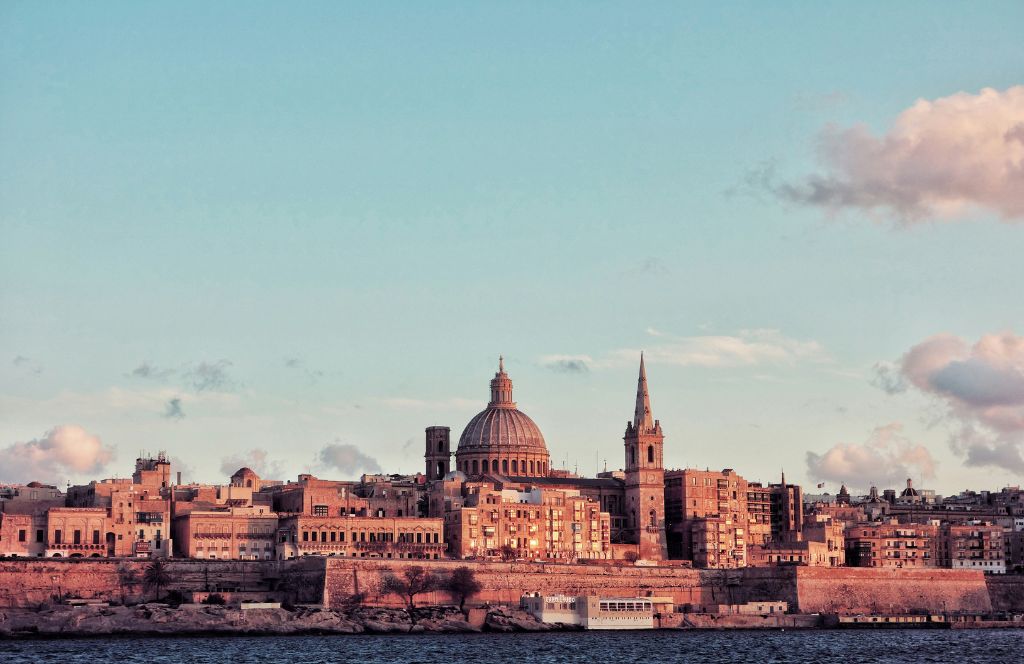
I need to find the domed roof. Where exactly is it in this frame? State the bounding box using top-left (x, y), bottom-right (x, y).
top-left (457, 357), bottom-right (549, 454)
top-left (900, 478), bottom-right (920, 497)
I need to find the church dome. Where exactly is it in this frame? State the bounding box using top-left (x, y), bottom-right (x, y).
top-left (455, 357), bottom-right (551, 477)
top-left (459, 407), bottom-right (547, 452)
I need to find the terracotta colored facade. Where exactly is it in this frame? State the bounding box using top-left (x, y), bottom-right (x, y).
top-left (443, 483), bottom-right (611, 561)
top-left (278, 515), bottom-right (444, 560)
top-left (172, 507), bottom-right (279, 560)
top-left (845, 520), bottom-right (938, 569)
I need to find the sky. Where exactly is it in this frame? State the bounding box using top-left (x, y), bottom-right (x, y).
top-left (2, 2), bottom-right (1023, 495)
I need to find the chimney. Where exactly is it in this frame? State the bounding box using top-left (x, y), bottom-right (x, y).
top-left (176, 471), bottom-right (182, 486)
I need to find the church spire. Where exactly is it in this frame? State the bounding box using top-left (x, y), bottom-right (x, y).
top-left (634, 352), bottom-right (654, 430)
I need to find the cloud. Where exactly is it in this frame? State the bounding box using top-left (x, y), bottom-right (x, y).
top-left (806, 423), bottom-right (937, 490)
top-left (12, 355), bottom-right (43, 375)
top-left (185, 360), bottom-right (234, 392)
top-left (0, 425), bottom-right (116, 483)
top-left (870, 361), bottom-right (907, 394)
top-left (163, 397), bottom-right (185, 419)
top-left (318, 442), bottom-right (382, 478)
top-left (890, 331), bottom-right (1024, 472)
top-left (128, 362), bottom-right (175, 381)
top-left (219, 448), bottom-right (285, 479)
top-left (544, 329), bottom-right (826, 375)
top-left (284, 357), bottom-right (325, 383)
top-left (620, 328), bottom-right (825, 368)
top-left (541, 355), bottom-right (592, 374)
top-left (778, 86), bottom-right (1024, 222)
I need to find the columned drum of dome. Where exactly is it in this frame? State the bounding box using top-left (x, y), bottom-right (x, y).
top-left (455, 357), bottom-right (551, 478)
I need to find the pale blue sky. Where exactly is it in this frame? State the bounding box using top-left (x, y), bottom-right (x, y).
top-left (2, 2), bottom-right (1023, 493)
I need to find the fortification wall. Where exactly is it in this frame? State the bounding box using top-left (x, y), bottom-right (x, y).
top-left (0, 558), bottom-right (1003, 616)
top-left (0, 559), bottom-right (325, 608)
top-left (985, 575), bottom-right (1024, 612)
top-left (321, 559), bottom-right (796, 609)
top-left (794, 567), bottom-right (992, 614)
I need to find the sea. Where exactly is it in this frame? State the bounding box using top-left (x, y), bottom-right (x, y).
top-left (1, 629), bottom-right (1022, 663)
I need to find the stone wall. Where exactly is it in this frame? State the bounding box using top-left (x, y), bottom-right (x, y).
top-left (321, 558), bottom-right (797, 610)
top-left (322, 559), bottom-right (994, 615)
top-left (0, 557), bottom-right (1004, 616)
top-left (793, 567), bottom-right (992, 614)
top-left (985, 575), bottom-right (1024, 612)
top-left (0, 559), bottom-right (323, 608)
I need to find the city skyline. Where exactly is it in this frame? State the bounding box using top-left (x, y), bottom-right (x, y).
top-left (3, 3), bottom-right (1024, 494)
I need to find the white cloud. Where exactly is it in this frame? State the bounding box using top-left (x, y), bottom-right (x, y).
top-left (0, 425), bottom-right (116, 484)
top-left (806, 423), bottom-right (937, 491)
top-left (615, 328), bottom-right (826, 368)
top-left (780, 86), bottom-right (1024, 222)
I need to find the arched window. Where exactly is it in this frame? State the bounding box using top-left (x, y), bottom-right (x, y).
top-left (472, 460), bottom-right (479, 474)
top-left (647, 445), bottom-right (654, 464)
top-left (649, 510), bottom-right (657, 528)
top-left (492, 459), bottom-right (498, 472)
top-left (438, 441), bottom-right (444, 453)
top-left (630, 446), bottom-right (637, 466)
top-left (529, 460), bottom-right (534, 474)
top-left (436, 461), bottom-right (444, 477)
top-left (502, 459), bottom-right (508, 473)
top-left (511, 460), bottom-right (518, 474)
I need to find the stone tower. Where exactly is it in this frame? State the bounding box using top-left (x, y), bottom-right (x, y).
top-left (425, 426), bottom-right (451, 481)
top-left (623, 354), bottom-right (668, 559)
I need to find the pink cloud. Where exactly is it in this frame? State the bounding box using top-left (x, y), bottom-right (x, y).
top-left (781, 86), bottom-right (1024, 222)
top-left (806, 423), bottom-right (937, 491)
top-left (0, 425), bottom-right (116, 484)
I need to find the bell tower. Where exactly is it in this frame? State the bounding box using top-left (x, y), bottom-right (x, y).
top-left (425, 426), bottom-right (451, 481)
top-left (623, 353), bottom-right (667, 559)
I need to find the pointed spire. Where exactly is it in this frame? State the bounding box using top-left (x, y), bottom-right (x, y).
top-left (633, 352), bottom-right (654, 430)
top-left (499, 355), bottom-right (505, 374)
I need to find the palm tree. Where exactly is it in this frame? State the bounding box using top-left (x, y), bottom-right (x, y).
top-left (143, 560), bottom-right (172, 602)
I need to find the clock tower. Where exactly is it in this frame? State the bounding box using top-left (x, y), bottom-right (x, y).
top-left (623, 353), bottom-right (668, 560)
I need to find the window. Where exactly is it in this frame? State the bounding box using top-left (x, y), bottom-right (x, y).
top-left (502, 460), bottom-right (508, 473)
top-left (36, 529), bottom-right (43, 543)
top-left (18, 529), bottom-right (26, 542)
top-left (54, 529), bottom-right (62, 544)
top-left (92, 530), bottom-right (100, 545)
top-left (511, 460), bottom-right (518, 473)
top-left (648, 445), bottom-right (654, 464)
top-left (74, 529), bottom-right (82, 545)
top-left (313, 505), bottom-right (328, 517)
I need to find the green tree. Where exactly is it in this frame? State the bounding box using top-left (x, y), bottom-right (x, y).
top-left (442, 566), bottom-right (482, 612)
top-left (143, 560), bottom-right (172, 602)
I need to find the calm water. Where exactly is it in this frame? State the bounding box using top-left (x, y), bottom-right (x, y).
top-left (1, 630), bottom-right (1022, 663)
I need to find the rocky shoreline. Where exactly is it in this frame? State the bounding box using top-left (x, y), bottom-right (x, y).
top-left (0, 604), bottom-right (578, 639)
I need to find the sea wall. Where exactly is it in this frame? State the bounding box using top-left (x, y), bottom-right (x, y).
top-left (0, 558), bottom-right (1002, 616)
top-left (321, 559), bottom-right (796, 610)
top-left (0, 558), bottom-right (325, 608)
top-left (985, 575), bottom-right (1024, 612)
top-left (794, 567), bottom-right (991, 614)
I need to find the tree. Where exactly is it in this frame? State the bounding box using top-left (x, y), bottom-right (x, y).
top-left (380, 566), bottom-right (439, 611)
top-left (143, 560), bottom-right (172, 602)
top-left (623, 550), bottom-right (640, 564)
top-left (499, 544), bottom-right (517, 562)
top-left (117, 563), bottom-right (139, 605)
top-left (442, 566), bottom-right (481, 612)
